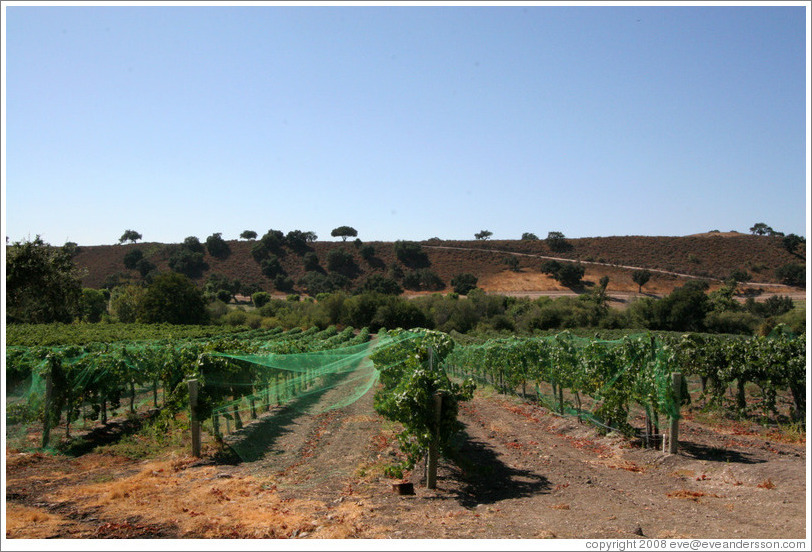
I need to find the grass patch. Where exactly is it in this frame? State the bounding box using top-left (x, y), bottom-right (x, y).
top-left (97, 411), bottom-right (189, 459)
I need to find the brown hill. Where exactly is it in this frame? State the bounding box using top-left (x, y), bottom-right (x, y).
top-left (71, 234), bottom-right (804, 299)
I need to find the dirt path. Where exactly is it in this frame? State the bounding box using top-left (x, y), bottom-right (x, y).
top-left (352, 394), bottom-right (806, 539)
top-left (5, 384), bottom-right (807, 540)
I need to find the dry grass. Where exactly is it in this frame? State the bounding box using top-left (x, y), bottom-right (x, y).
top-left (46, 455), bottom-right (372, 538)
top-left (666, 490), bottom-right (721, 501)
top-left (5, 504), bottom-right (68, 538)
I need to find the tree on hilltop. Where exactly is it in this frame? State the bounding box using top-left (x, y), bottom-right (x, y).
top-left (119, 229), bottom-right (142, 244)
top-left (475, 230), bottom-right (493, 240)
top-left (206, 232), bottom-right (230, 259)
top-left (240, 230), bottom-right (258, 240)
top-left (286, 230), bottom-right (316, 253)
top-left (183, 236), bottom-right (205, 254)
top-left (331, 226), bottom-right (358, 241)
top-left (546, 231), bottom-right (572, 252)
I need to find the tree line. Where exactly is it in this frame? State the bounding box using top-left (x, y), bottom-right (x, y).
top-left (7, 232), bottom-right (804, 337)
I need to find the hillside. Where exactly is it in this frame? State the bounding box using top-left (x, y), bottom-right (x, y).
top-left (70, 233), bottom-right (804, 299)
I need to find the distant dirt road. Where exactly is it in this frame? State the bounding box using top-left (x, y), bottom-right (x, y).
top-left (423, 244), bottom-right (805, 303)
top-left (498, 290), bottom-right (806, 304)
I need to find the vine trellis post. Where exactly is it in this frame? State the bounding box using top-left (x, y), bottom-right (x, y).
top-left (426, 346), bottom-right (442, 490)
top-left (188, 379), bottom-right (201, 458)
top-left (664, 372), bottom-right (683, 454)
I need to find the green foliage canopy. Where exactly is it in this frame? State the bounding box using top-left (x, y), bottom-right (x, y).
top-left (6, 236), bottom-right (82, 324)
top-left (450, 273), bottom-right (478, 295)
top-left (138, 272), bottom-right (209, 324)
top-left (331, 226), bottom-right (358, 241)
top-left (119, 230), bottom-right (142, 244)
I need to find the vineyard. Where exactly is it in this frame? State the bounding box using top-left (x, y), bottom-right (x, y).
top-left (4, 324), bottom-right (808, 539)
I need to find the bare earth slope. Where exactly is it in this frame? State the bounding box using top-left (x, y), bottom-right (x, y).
top-left (72, 233), bottom-right (804, 298)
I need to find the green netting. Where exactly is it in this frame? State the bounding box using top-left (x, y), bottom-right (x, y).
top-left (444, 332), bottom-right (685, 439)
top-left (6, 326), bottom-right (804, 469)
top-left (4, 326), bottom-right (382, 455)
top-left (200, 331), bottom-right (420, 465)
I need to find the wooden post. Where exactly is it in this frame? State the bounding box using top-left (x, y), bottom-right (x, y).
top-left (187, 379), bottom-right (201, 457)
top-left (212, 412), bottom-right (221, 440)
top-left (665, 372), bottom-right (682, 454)
top-left (426, 392), bottom-right (442, 489)
top-left (233, 403), bottom-right (243, 430)
top-left (41, 369), bottom-right (54, 449)
top-left (65, 396), bottom-right (73, 438)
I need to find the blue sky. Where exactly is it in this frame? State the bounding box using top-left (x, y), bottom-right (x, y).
top-left (3, 2), bottom-right (809, 246)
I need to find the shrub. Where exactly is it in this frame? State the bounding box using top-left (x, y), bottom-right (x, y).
top-left (503, 256), bottom-right (520, 271)
top-left (223, 309), bottom-right (248, 326)
top-left (244, 312), bottom-right (263, 329)
top-left (252, 291), bottom-right (271, 308)
top-left (451, 273), bottom-right (478, 295)
top-left (273, 275), bottom-right (295, 292)
top-left (703, 311), bottom-right (760, 335)
top-left (360, 244), bottom-right (376, 261)
top-left (138, 272), bottom-right (209, 324)
top-left (251, 241), bottom-right (270, 262)
top-left (80, 288), bottom-right (108, 323)
top-left (286, 230), bottom-right (314, 253)
top-left (394, 241), bottom-right (429, 268)
top-left (541, 260), bottom-right (584, 287)
top-left (546, 231), bottom-right (572, 252)
top-left (729, 269), bottom-right (751, 283)
top-left (207, 299), bottom-right (229, 321)
top-left (134, 258), bottom-right (156, 278)
top-left (303, 252), bottom-right (321, 271)
top-left (260, 229), bottom-right (285, 253)
top-left (260, 255), bottom-right (284, 278)
top-left (298, 271), bottom-right (337, 296)
top-left (123, 249), bottom-right (144, 269)
top-left (555, 263), bottom-right (585, 287)
top-left (183, 236), bottom-right (205, 254)
top-left (168, 248), bottom-right (206, 278)
top-left (206, 233), bottom-right (230, 258)
top-left (745, 295), bottom-right (794, 318)
top-left (326, 248), bottom-right (359, 277)
top-left (776, 263), bottom-right (805, 287)
top-left (359, 274), bottom-right (403, 295)
top-left (402, 269), bottom-right (445, 291)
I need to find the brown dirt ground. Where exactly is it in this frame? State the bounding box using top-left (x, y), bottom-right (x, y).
top-left (73, 233), bottom-right (804, 293)
top-left (5, 378), bottom-right (807, 542)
